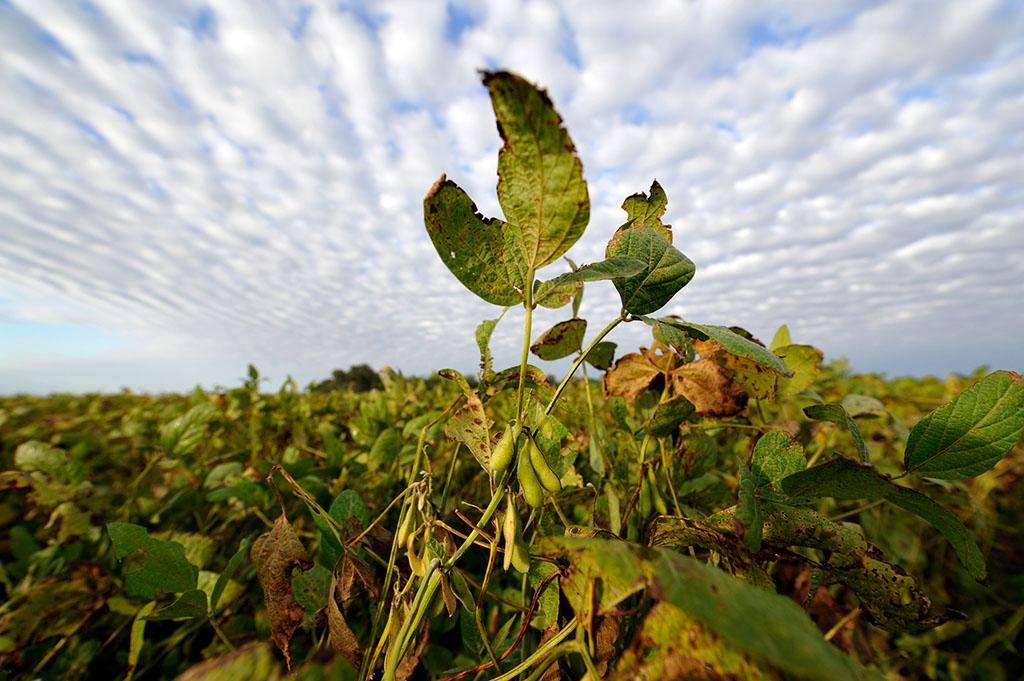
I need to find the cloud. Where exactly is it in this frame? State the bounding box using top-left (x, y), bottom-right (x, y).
top-left (0, 0), bottom-right (1021, 392)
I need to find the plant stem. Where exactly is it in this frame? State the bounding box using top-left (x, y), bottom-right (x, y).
top-left (514, 269), bottom-right (536, 422)
top-left (382, 475), bottom-right (509, 681)
top-left (489, 619), bottom-right (579, 681)
top-left (545, 312), bottom-right (625, 416)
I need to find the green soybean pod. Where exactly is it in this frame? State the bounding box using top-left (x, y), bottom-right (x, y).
top-left (639, 475), bottom-right (652, 518)
top-left (529, 438), bottom-right (561, 493)
top-left (517, 442), bottom-right (544, 507)
top-left (490, 423), bottom-right (517, 476)
top-left (647, 466), bottom-right (668, 516)
top-left (502, 494), bottom-right (518, 571)
top-left (510, 536), bottom-right (531, 573)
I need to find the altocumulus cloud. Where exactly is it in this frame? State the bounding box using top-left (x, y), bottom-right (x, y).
top-left (0, 0), bottom-right (1022, 392)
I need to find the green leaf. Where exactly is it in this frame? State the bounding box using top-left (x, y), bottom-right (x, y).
top-left (528, 562), bottom-right (559, 630)
top-left (368, 428), bottom-right (403, 470)
top-left (840, 394), bottom-right (887, 419)
top-left (774, 345), bottom-right (823, 398)
top-left (484, 70), bottom-right (589, 269)
top-left (475, 317), bottom-right (500, 377)
top-left (640, 316), bottom-right (693, 356)
top-left (666, 321), bottom-right (791, 375)
top-left (159, 403), bottom-right (218, 456)
top-left (530, 318), bottom-right (587, 360)
top-left (534, 255), bottom-right (647, 306)
top-left (607, 227), bottom-right (695, 315)
top-left (329, 490), bottom-right (369, 530)
top-left (175, 643), bottom-right (280, 680)
top-left (149, 589), bottom-right (208, 621)
top-left (903, 370), bottom-right (1024, 479)
top-left (542, 537), bottom-right (871, 680)
top-left (750, 431), bottom-right (805, 490)
top-left (13, 441), bottom-right (64, 475)
top-left (804, 403), bottom-right (869, 462)
top-left (107, 522), bottom-right (199, 599)
top-left (604, 183), bottom-right (695, 315)
top-left (292, 565), bottom-right (332, 614)
top-left (584, 341), bottom-right (616, 370)
top-left (736, 460), bottom-right (763, 552)
top-left (126, 601), bottom-right (156, 681)
top-left (780, 458), bottom-right (986, 580)
top-left (423, 176), bottom-right (526, 306)
top-left (769, 324), bottom-right (792, 352)
top-left (211, 538), bottom-right (251, 612)
top-left (645, 396), bottom-right (695, 437)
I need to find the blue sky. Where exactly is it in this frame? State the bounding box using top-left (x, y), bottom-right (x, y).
top-left (1, 0), bottom-right (1022, 393)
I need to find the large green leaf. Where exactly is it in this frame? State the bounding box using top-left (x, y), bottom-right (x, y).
top-left (903, 371), bottom-right (1024, 479)
top-left (667, 321), bottom-right (791, 376)
top-left (107, 522), bottom-right (199, 599)
top-left (530, 318), bottom-right (587, 360)
top-left (423, 177), bottom-right (526, 305)
top-left (804, 402), bottom-right (869, 462)
top-left (542, 537), bottom-right (871, 680)
top-left (605, 183), bottom-right (695, 315)
top-left (484, 70), bottom-right (589, 269)
top-left (781, 458), bottom-right (985, 580)
top-left (607, 227), bottom-right (695, 315)
top-left (534, 255), bottom-right (647, 306)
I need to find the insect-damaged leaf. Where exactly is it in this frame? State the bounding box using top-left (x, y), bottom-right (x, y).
top-left (694, 338), bottom-right (776, 399)
top-left (530, 318), bottom-right (586, 360)
top-left (781, 458), bottom-right (985, 580)
top-left (585, 341), bottom-right (616, 370)
top-left (604, 182), bottom-right (695, 315)
top-left (542, 537), bottom-right (871, 680)
top-left (107, 522), bottom-right (199, 599)
top-left (903, 370), bottom-right (1024, 479)
top-left (484, 70), bottom-right (590, 269)
top-left (423, 177), bottom-right (526, 306)
top-left (804, 402), bottom-right (869, 462)
top-left (251, 514), bottom-right (310, 668)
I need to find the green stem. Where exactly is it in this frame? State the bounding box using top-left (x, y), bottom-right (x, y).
top-left (514, 269), bottom-right (536, 422)
top-left (545, 312), bottom-right (625, 416)
top-left (490, 619), bottom-right (579, 681)
top-left (382, 475), bottom-right (509, 681)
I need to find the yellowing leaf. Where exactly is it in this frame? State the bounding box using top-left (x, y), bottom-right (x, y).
top-left (485, 70), bottom-right (590, 269)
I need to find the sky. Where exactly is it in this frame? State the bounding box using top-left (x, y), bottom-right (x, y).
top-left (1, 0), bottom-right (1022, 394)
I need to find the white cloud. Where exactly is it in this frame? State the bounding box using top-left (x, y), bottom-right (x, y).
top-left (0, 0), bottom-right (1022, 392)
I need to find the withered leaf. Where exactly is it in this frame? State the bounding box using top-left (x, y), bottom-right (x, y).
top-left (251, 514), bottom-right (310, 669)
top-left (327, 573), bottom-right (361, 667)
top-left (603, 352), bottom-right (662, 401)
top-left (670, 359), bottom-right (748, 417)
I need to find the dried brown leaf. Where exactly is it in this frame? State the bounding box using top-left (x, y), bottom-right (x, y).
top-left (670, 359), bottom-right (748, 417)
top-left (251, 514), bottom-right (309, 669)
